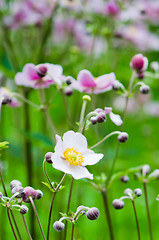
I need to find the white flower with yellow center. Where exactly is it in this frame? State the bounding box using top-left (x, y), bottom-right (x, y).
top-left (51, 131), bottom-right (104, 179)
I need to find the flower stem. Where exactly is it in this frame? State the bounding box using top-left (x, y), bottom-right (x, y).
top-left (29, 197), bottom-right (46, 240)
top-left (132, 201), bottom-right (140, 240)
top-left (47, 173), bottom-right (67, 240)
top-left (63, 177), bottom-right (74, 240)
top-left (14, 93), bottom-right (40, 109)
top-left (60, 89), bottom-right (74, 129)
top-left (22, 215), bottom-right (32, 240)
top-left (43, 160), bottom-right (55, 191)
top-left (90, 131), bottom-right (121, 150)
top-left (79, 100), bottom-right (87, 132)
top-left (7, 208), bottom-right (18, 240)
top-left (143, 182), bottom-right (153, 240)
top-left (71, 223), bottom-right (75, 240)
top-left (101, 190), bottom-right (114, 240)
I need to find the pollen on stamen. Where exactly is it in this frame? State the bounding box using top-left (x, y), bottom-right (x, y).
top-left (63, 147), bottom-right (84, 166)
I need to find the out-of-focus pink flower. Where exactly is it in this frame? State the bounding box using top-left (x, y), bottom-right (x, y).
top-left (130, 54), bottom-right (148, 73)
top-left (72, 70), bottom-right (116, 94)
top-left (15, 63), bottom-right (63, 89)
top-left (50, 130), bottom-right (103, 179)
top-left (104, 0), bottom-right (120, 16)
top-left (3, 0), bottom-right (56, 29)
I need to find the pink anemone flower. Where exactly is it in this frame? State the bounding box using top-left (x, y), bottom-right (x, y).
top-left (50, 131), bottom-right (104, 180)
top-left (72, 69), bottom-right (116, 94)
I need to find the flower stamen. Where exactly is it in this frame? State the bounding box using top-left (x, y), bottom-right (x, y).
top-left (63, 147), bottom-right (84, 166)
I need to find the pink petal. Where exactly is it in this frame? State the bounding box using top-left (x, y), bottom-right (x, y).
top-left (23, 64), bottom-right (40, 80)
top-left (82, 150), bottom-right (104, 166)
top-left (77, 70), bottom-right (96, 88)
top-left (95, 72), bottom-right (116, 89)
top-left (104, 107), bottom-right (112, 114)
top-left (109, 112), bottom-right (123, 126)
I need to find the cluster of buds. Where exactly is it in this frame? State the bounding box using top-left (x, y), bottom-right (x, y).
top-left (130, 53), bottom-right (148, 79)
top-left (10, 180), bottom-right (43, 203)
top-left (53, 205), bottom-right (99, 232)
top-left (112, 188), bottom-right (142, 210)
top-left (89, 107), bottom-right (123, 126)
top-left (0, 87), bottom-right (19, 108)
top-left (134, 164), bottom-right (159, 183)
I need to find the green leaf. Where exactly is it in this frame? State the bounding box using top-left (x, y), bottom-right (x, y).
top-left (41, 181), bottom-right (55, 192)
top-left (0, 141), bottom-right (9, 152)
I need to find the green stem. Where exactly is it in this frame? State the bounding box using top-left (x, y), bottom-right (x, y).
top-left (90, 131), bottom-right (121, 150)
top-left (71, 223), bottom-right (75, 240)
top-left (7, 209), bottom-right (18, 240)
top-left (63, 177), bottom-right (74, 240)
top-left (22, 215), bottom-right (32, 240)
top-left (101, 190), bottom-right (114, 240)
top-left (79, 100), bottom-right (87, 131)
top-left (29, 197), bottom-right (46, 240)
top-left (143, 182), bottom-right (153, 240)
top-left (43, 160), bottom-right (55, 191)
top-left (132, 201), bottom-right (140, 240)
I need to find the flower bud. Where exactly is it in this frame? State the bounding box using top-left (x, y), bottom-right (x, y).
top-left (113, 80), bottom-right (122, 91)
top-left (82, 95), bottom-right (91, 102)
top-left (20, 205), bottom-right (28, 214)
top-left (124, 188), bottom-right (133, 196)
top-left (141, 164), bottom-right (150, 176)
top-left (45, 152), bottom-right (53, 164)
top-left (118, 132), bottom-right (128, 143)
top-left (149, 169), bottom-right (159, 179)
top-left (130, 54), bottom-right (148, 72)
top-left (137, 72), bottom-right (145, 79)
top-left (53, 221), bottom-right (65, 232)
top-left (140, 85), bottom-right (150, 94)
top-left (35, 190), bottom-right (43, 199)
top-left (10, 180), bottom-right (22, 190)
top-left (2, 97), bottom-right (12, 105)
top-left (90, 116), bottom-right (97, 125)
top-left (0, 192), bottom-right (3, 199)
top-left (134, 188), bottom-right (142, 197)
top-left (112, 199), bottom-right (125, 209)
top-left (22, 187), bottom-right (36, 203)
top-left (120, 175), bottom-right (129, 183)
top-left (36, 65), bottom-right (47, 78)
top-left (96, 112), bottom-right (106, 123)
top-left (12, 186), bottom-right (24, 197)
top-left (86, 207), bottom-right (99, 220)
top-left (65, 76), bottom-right (73, 85)
top-left (64, 87), bottom-right (73, 96)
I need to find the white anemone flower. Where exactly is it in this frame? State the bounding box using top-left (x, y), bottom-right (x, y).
top-left (51, 131), bottom-right (104, 180)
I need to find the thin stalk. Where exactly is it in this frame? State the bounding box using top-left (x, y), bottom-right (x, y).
top-left (14, 93), bottom-right (40, 109)
top-left (22, 215), bottom-right (32, 240)
top-left (71, 223), bottom-right (75, 240)
top-left (101, 190), bottom-right (114, 240)
top-left (60, 89), bottom-right (74, 129)
top-left (132, 201), bottom-right (140, 240)
top-left (143, 182), bottom-right (153, 240)
top-left (47, 173), bottom-right (67, 240)
top-left (90, 131), bottom-right (121, 150)
top-left (43, 160), bottom-right (55, 191)
top-left (63, 177), bottom-right (74, 240)
top-left (29, 197), bottom-right (46, 240)
top-left (7, 209), bottom-right (18, 240)
top-left (79, 100), bottom-right (87, 130)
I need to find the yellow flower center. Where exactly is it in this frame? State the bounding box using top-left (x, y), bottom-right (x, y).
top-left (63, 147), bottom-right (84, 166)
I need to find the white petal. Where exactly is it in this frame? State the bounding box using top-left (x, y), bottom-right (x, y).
top-left (82, 150), bottom-right (104, 166)
top-left (68, 165), bottom-right (93, 180)
top-left (63, 131), bottom-right (87, 152)
top-left (109, 112), bottom-right (123, 126)
top-left (54, 135), bottom-right (64, 156)
top-left (51, 153), bottom-right (72, 175)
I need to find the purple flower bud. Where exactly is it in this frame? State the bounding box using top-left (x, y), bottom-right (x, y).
top-left (10, 180), bottom-right (22, 190)
top-left (53, 221), bottom-right (65, 232)
top-left (0, 192), bottom-right (3, 198)
top-left (112, 199), bottom-right (125, 209)
top-left (64, 87), bottom-right (73, 96)
top-left (149, 169), bottom-right (159, 179)
top-left (130, 54), bottom-right (148, 72)
top-left (140, 85), bottom-right (150, 94)
top-left (86, 207), bottom-right (99, 220)
top-left (120, 175), bottom-right (129, 183)
top-left (124, 188), bottom-right (133, 196)
top-left (90, 116), bottom-right (97, 125)
top-left (12, 186), bottom-right (24, 198)
top-left (45, 152), bottom-right (53, 164)
top-left (20, 205), bottom-right (28, 214)
top-left (118, 132), bottom-right (128, 143)
top-left (35, 190), bottom-right (43, 200)
top-left (141, 164), bottom-right (150, 176)
top-left (36, 65), bottom-right (47, 78)
top-left (65, 77), bottom-right (73, 85)
top-left (137, 72), bottom-right (145, 79)
top-left (22, 187), bottom-right (36, 203)
top-left (134, 188), bottom-right (142, 197)
top-left (2, 97), bottom-right (12, 105)
top-left (96, 112), bottom-right (106, 123)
